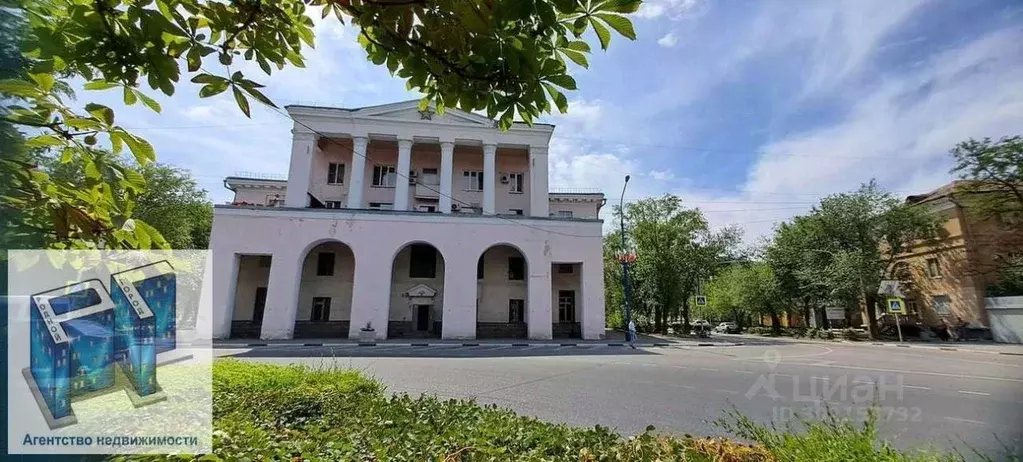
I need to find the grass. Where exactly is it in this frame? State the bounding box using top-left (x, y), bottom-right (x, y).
top-left (112, 360), bottom-right (1007, 461)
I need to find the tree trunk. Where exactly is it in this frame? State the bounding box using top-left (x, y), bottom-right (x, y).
top-left (769, 310), bottom-right (781, 336)
top-left (802, 298), bottom-right (811, 328)
top-left (681, 298), bottom-right (691, 335)
top-left (864, 291), bottom-right (880, 339)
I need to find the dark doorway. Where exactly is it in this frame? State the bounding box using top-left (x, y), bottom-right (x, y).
top-left (416, 305), bottom-right (431, 331)
top-left (253, 287), bottom-right (267, 323)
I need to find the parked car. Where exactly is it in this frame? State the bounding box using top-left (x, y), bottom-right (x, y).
top-left (715, 322), bottom-right (740, 334)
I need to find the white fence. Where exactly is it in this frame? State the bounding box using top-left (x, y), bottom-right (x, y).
top-left (986, 296), bottom-right (1023, 344)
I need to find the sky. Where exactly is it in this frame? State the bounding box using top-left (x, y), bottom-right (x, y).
top-left (89, 0), bottom-right (1023, 242)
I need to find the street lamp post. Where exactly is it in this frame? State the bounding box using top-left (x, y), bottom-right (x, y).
top-left (620, 175), bottom-right (633, 342)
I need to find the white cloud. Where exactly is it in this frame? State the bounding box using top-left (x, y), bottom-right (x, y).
top-left (635, 0), bottom-right (703, 20)
top-left (648, 169), bottom-right (676, 181)
top-left (657, 32), bottom-right (679, 48)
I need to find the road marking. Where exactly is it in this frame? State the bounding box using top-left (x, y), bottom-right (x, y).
top-left (715, 389), bottom-right (740, 395)
top-left (853, 380), bottom-right (875, 385)
top-left (700, 368), bottom-right (719, 372)
top-left (957, 390), bottom-right (991, 396)
top-left (811, 376), bottom-right (830, 381)
top-left (944, 417), bottom-right (986, 425)
top-left (902, 385), bottom-right (931, 390)
top-left (770, 373), bottom-right (794, 378)
top-left (760, 362), bottom-right (1023, 384)
top-left (737, 370), bottom-right (755, 375)
top-left (733, 346), bottom-right (834, 362)
top-left (670, 365), bottom-right (688, 369)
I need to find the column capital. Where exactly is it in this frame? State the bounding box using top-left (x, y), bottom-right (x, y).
top-left (483, 143), bottom-right (498, 155)
top-left (440, 141), bottom-right (455, 151)
top-left (352, 136), bottom-right (369, 149)
top-left (292, 131), bottom-right (317, 142)
top-left (398, 138), bottom-right (414, 150)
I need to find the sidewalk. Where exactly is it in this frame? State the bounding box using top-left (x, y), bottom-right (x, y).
top-left (719, 333), bottom-right (1023, 356)
top-left (212, 336), bottom-right (744, 349)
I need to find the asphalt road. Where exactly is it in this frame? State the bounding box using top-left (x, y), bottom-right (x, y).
top-left (217, 340), bottom-right (1023, 457)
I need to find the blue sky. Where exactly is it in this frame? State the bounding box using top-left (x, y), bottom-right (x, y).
top-left (88, 0), bottom-right (1023, 240)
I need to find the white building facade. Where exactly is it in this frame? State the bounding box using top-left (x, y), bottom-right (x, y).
top-left (211, 101), bottom-right (607, 341)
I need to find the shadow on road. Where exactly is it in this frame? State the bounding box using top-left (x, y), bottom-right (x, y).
top-left (217, 344), bottom-right (662, 359)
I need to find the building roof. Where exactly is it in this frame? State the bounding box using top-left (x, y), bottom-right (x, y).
top-left (284, 99), bottom-right (555, 128)
top-left (905, 180), bottom-right (1017, 205)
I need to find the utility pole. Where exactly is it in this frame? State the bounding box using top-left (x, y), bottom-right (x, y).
top-left (620, 175), bottom-right (633, 343)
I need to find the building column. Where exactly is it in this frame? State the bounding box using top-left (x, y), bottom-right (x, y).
top-left (527, 254), bottom-right (553, 339)
top-left (394, 139), bottom-right (413, 211)
top-left (260, 247), bottom-right (303, 339)
top-left (528, 145), bottom-right (549, 217)
top-left (439, 141), bottom-right (454, 214)
top-left (442, 253), bottom-right (477, 339)
top-left (348, 247), bottom-right (392, 339)
top-left (212, 252), bottom-right (240, 339)
top-left (483, 143), bottom-right (497, 215)
top-left (580, 254), bottom-right (606, 340)
top-left (347, 136), bottom-right (368, 209)
top-left (285, 132), bottom-right (317, 207)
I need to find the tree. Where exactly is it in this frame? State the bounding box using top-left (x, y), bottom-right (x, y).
top-left (1, 0), bottom-right (640, 250)
top-left (708, 262), bottom-right (782, 334)
top-left (43, 155), bottom-right (213, 249)
top-left (617, 195), bottom-right (739, 334)
top-left (950, 136), bottom-right (1023, 216)
top-left (766, 216), bottom-right (833, 328)
top-left (798, 181), bottom-right (938, 338)
top-left (603, 228), bottom-right (626, 329)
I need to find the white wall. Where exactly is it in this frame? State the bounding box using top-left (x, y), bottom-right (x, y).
top-left (388, 244), bottom-right (445, 323)
top-left (232, 255), bottom-right (270, 320)
top-left (987, 296), bottom-right (1023, 344)
top-left (296, 242), bottom-right (355, 321)
top-left (477, 245), bottom-right (528, 322)
top-left (210, 207), bottom-right (605, 340)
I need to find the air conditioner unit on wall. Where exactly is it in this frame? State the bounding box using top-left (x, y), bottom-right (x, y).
top-left (500, 174), bottom-right (509, 184)
top-left (451, 203), bottom-right (460, 212)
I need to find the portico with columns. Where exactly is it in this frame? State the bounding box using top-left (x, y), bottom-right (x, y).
top-left (212, 100), bottom-right (605, 341)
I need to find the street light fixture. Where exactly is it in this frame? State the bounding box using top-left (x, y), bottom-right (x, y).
top-left (619, 175), bottom-right (633, 343)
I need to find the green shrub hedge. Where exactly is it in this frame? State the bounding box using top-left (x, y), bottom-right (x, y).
top-left (112, 360), bottom-right (976, 461)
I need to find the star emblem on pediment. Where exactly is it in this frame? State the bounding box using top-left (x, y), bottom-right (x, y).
top-left (418, 109), bottom-right (434, 120)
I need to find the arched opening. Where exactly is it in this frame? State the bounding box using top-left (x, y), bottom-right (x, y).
top-left (230, 254), bottom-right (272, 338)
top-left (294, 241), bottom-right (355, 338)
top-left (389, 242), bottom-right (445, 338)
top-left (476, 245), bottom-right (528, 339)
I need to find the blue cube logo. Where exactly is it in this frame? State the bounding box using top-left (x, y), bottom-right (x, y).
top-left (25, 261), bottom-right (177, 429)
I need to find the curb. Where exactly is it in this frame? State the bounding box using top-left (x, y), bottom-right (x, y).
top-left (212, 341), bottom-right (745, 349)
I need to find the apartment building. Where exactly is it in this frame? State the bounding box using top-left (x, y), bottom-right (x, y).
top-left (880, 181), bottom-right (1022, 330)
top-left (210, 100), bottom-right (607, 340)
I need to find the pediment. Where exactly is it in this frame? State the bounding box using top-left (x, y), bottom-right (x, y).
top-left (351, 100), bottom-right (497, 127)
top-left (404, 284), bottom-right (437, 298)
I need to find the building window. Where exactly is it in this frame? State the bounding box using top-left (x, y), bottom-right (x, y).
top-left (409, 244), bottom-right (437, 278)
top-left (905, 299), bottom-right (918, 315)
top-left (369, 202), bottom-right (393, 210)
top-left (327, 163), bottom-right (345, 185)
top-left (477, 257), bottom-right (484, 280)
top-left (265, 194), bottom-right (285, 206)
top-left (258, 255), bottom-right (272, 268)
top-left (311, 297), bottom-right (331, 321)
top-left (417, 205), bottom-right (436, 212)
top-left (421, 168), bottom-right (439, 185)
top-left (509, 299), bottom-right (525, 322)
top-left (316, 252), bottom-right (335, 276)
top-left (931, 295), bottom-right (951, 315)
top-left (464, 170), bottom-right (484, 191)
top-left (556, 263), bottom-right (574, 274)
top-left (324, 200), bottom-right (344, 209)
top-left (372, 165), bottom-right (396, 187)
top-left (926, 258), bottom-right (940, 278)
top-left (558, 290), bottom-right (576, 322)
top-left (509, 208), bottom-right (524, 216)
top-left (508, 173), bottom-right (524, 193)
top-left (508, 257), bottom-right (525, 281)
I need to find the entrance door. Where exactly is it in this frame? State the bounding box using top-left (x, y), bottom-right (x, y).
top-left (416, 305), bottom-right (431, 331)
top-left (253, 287), bottom-right (268, 323)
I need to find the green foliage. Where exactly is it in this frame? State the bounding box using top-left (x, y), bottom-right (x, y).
top-left (3, 0), bottom-right (639, 250)
top-left (608, 195), bottom-right (740, 334)
top-left (717, 406), bottom-right (959, 462)
top-left (949, 136), bottom-right (1023, 217)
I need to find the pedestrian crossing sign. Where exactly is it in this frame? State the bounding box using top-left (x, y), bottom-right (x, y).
top-left (886, 297), bottom-right (905, 314)
top-left (695, 296), bottom-right (707, 306)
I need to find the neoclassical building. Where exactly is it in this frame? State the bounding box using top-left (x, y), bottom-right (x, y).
top-left (210, 101), bottom-right (607, 340)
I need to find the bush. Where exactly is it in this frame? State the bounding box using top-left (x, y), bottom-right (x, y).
top-left (842, 328), bottom-right (864, 341)
top-left (114, 360), bottom-right (974, 461)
